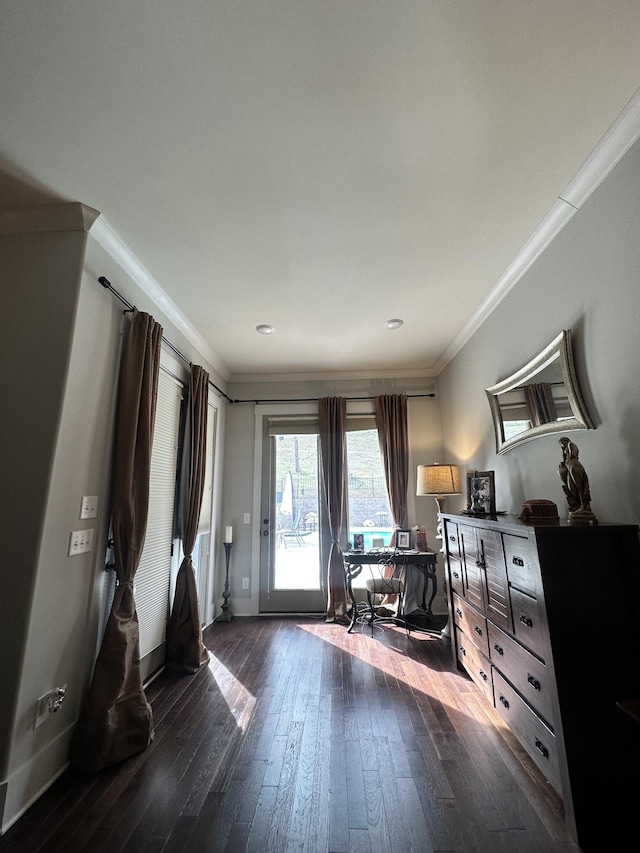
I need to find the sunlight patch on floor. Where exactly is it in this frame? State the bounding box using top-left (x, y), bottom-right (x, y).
top-left (207, 656), bottom-right (256, 730)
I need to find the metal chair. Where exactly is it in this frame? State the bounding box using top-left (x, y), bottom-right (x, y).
top-left (361, 560), bottom-right (406, 636)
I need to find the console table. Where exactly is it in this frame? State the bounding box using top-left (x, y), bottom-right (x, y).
top-left (343, 550), bottom-right (438, 633)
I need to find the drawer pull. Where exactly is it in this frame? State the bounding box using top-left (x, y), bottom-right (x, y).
top-left (476, 558), bottom-right (485, 569)
top-left (493, 643), bottom-right (504, 656)
top-left (519, 614), bottom-right (533, 628)
top-left (474, 625), bottom-right (483, 636)
top-left (535, 738), bottom-right (549, 759)
top-left (512, 556), bottom-right (524, 567)
top-left (478, 669), bottom-right (487, 682)
top-left (527, 674), bottom-right (541, 691)
top-left (459, 645), bottom-right (466, 656)
top-left (453, 571), bottom-right (460, 579)
top-left (449, 536), bottom-right (456, 542)
top-left (455, 607), bottom-right (462, 618)
top-left (499, 694), bottom-right (509, 709)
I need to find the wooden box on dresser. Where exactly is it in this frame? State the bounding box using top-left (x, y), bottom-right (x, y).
top-left (440, 512), bottom-right (640, 852)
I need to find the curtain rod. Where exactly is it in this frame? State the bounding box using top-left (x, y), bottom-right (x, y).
top-left (98, 276), bottom-right (234, 403)
top-left (235, 393), bottom-right (436, 404)
top-left (98, 276), bottom-right (435, 406)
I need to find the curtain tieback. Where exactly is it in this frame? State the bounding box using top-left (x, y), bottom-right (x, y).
top-left (117, 579), bottom-right (134, 588)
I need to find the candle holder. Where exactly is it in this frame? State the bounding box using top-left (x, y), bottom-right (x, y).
top-left (216, 541), bottom-right (234, 622)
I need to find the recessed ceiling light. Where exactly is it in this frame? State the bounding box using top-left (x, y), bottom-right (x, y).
top-left (256, 324), bottom-right (275, 335)
top-left (384, 318), bottom-right (404, 330)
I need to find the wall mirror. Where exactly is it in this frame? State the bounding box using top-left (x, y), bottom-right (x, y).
top-left (486, 329), bottom-right (594, 454)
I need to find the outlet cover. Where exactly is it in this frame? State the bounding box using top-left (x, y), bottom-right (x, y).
top-left (242, 577), bottom-right (250, 589)
top-left (243, 513), bottom-right (251, 524)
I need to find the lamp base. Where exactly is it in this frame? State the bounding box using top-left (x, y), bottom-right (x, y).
top-left (434, 495), bottom-right (447, 539)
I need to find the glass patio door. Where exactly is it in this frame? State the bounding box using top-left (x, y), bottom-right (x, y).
top-left (259, 429), bottom-right (325, 613)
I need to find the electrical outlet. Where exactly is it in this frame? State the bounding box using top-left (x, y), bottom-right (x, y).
top-left (34, 684), bottom-right (67, 729)
top-left (242, 577), bottom-right (250, 589)
top-left (68, 528), bottom-right (94, 556)
top-left (80, 495), bottom-right (98, 519)
top-left (243, 513), bottom-right (251, 524)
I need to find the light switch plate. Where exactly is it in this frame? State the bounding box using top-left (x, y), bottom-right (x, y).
top-left (80, 496), bottom-right (98, 519)
top-left (69, 529), bottom-right (94, 556)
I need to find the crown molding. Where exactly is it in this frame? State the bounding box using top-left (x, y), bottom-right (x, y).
top-left (0, 202), bottom-right (100, 235)
top-left (433, 85), bottom-right (640, 376)
top-left (89, 215), bottom-right (230, 380)
top-left (229, 367), bottom-right (436, 384)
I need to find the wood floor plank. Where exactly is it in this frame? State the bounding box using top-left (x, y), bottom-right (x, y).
top-left (0, 617), bottom-right (583, 853)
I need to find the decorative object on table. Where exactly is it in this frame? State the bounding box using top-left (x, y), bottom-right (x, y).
top-left (353, 533), bottom-right (365, 551)
top-left (416, 463), bottom-right (462, 540)
top-left (412, 525), bottom-right (428, 551)
top-left (518, 499), bottom-right (559, 522)
top-left (396, 528), bottom-right (412, 549)
top-left (216, 525), bottom-right (234, 622)
top-left (465, 470), bottom-right (496, 515)
top-left (558, 437), bottom-right (598, 524)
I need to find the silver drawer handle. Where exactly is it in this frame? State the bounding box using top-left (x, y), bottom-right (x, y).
top-left (455, 608), bottom-right (462, 618)
top-left (499, 694), bottom-right (509, 709)
top-left (493, 643), bottom-right (504, 656)
top-left (519, 614), bottom-right (533, 628)
top-left (459, 645), bottom-right (466, 656)
top-left (527, 674), bottom-right (541, 691)
top-left (453, 571), bottom-right (460, 579)
top-left (512, 556), bottom-right (524, 566)
top-left (474, 625), bottom-right (483, 636)
top-left (478, 669), bottom-right (487, 682)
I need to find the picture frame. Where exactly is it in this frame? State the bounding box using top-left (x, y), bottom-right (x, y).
top-left (466, 470), bottom-right (496, 515)
top-left (396, 529), bottom-right (412, 549)
top-left (353, 533), bottom-right (365, 552)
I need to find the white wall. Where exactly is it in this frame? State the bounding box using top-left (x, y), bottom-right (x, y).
top-left (437, 137), bottom-right (640, 525)
top-left (0, 210), bottom-right (228, 832)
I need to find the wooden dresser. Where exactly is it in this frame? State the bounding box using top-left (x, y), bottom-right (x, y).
top-left (440, 512), bottom-right (640, 851)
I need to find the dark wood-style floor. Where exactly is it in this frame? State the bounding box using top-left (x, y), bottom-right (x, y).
top-left (0, 617), bottom-right (582, 853)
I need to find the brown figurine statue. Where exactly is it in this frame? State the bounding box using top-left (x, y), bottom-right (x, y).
top-left (558, 437), bottom-right (597, 524)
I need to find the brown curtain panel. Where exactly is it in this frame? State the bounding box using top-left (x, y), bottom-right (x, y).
top-left (318, 396), bottom-right (349, 622)
top-left (166, 364), bottom-right (210, 673)
top-left (524, 382), bottom-right (558, 426)
top-left (375, 394), bottom-right (409, 535)
top-left (70, 309), bottom-right (162, 771)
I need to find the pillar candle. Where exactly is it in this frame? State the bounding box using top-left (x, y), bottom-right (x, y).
top-left (224, 526), bottom-right (233, 543)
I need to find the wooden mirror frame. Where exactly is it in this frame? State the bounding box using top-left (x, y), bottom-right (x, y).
top-left (485, 329), bottom-right (594, 454)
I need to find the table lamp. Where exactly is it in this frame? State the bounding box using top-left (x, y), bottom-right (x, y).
top-left (416, 463), bottom-right (461, 539)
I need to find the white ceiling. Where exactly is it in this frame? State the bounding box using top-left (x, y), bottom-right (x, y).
top-left (2, 1), bottom-right (640, 381)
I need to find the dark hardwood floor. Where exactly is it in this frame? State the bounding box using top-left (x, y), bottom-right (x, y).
top-left (0, 617), bottom-right (582, 852)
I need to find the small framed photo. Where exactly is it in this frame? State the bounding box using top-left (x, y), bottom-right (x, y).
top-left (396, 529), bottom-right (412, 549)
top-left (466, 470), bottom-right (496, 515)
top-left (353, 533), bottom-right (365, 552)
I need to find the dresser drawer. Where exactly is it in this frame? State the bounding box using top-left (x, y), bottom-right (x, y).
top-left (456, 627), bottom-right (494, 705)
top-left (448, 556), bottom-right (464, 597)
top-left (503, 534), bottom-right (536, 596)
top-left (488, 623), bottom-right (555, 727)
top-left (493, 670), bottom-right (561, 793)
top-left (510, 586), bottom-right (547, 659)
top-left (444, 520), bottom-right (461, 558)
top-left (453, 592), bottom-right (489, 657)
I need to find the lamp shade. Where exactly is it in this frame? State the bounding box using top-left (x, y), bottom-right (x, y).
top-left (416, 463), bottom-right (461, 496)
